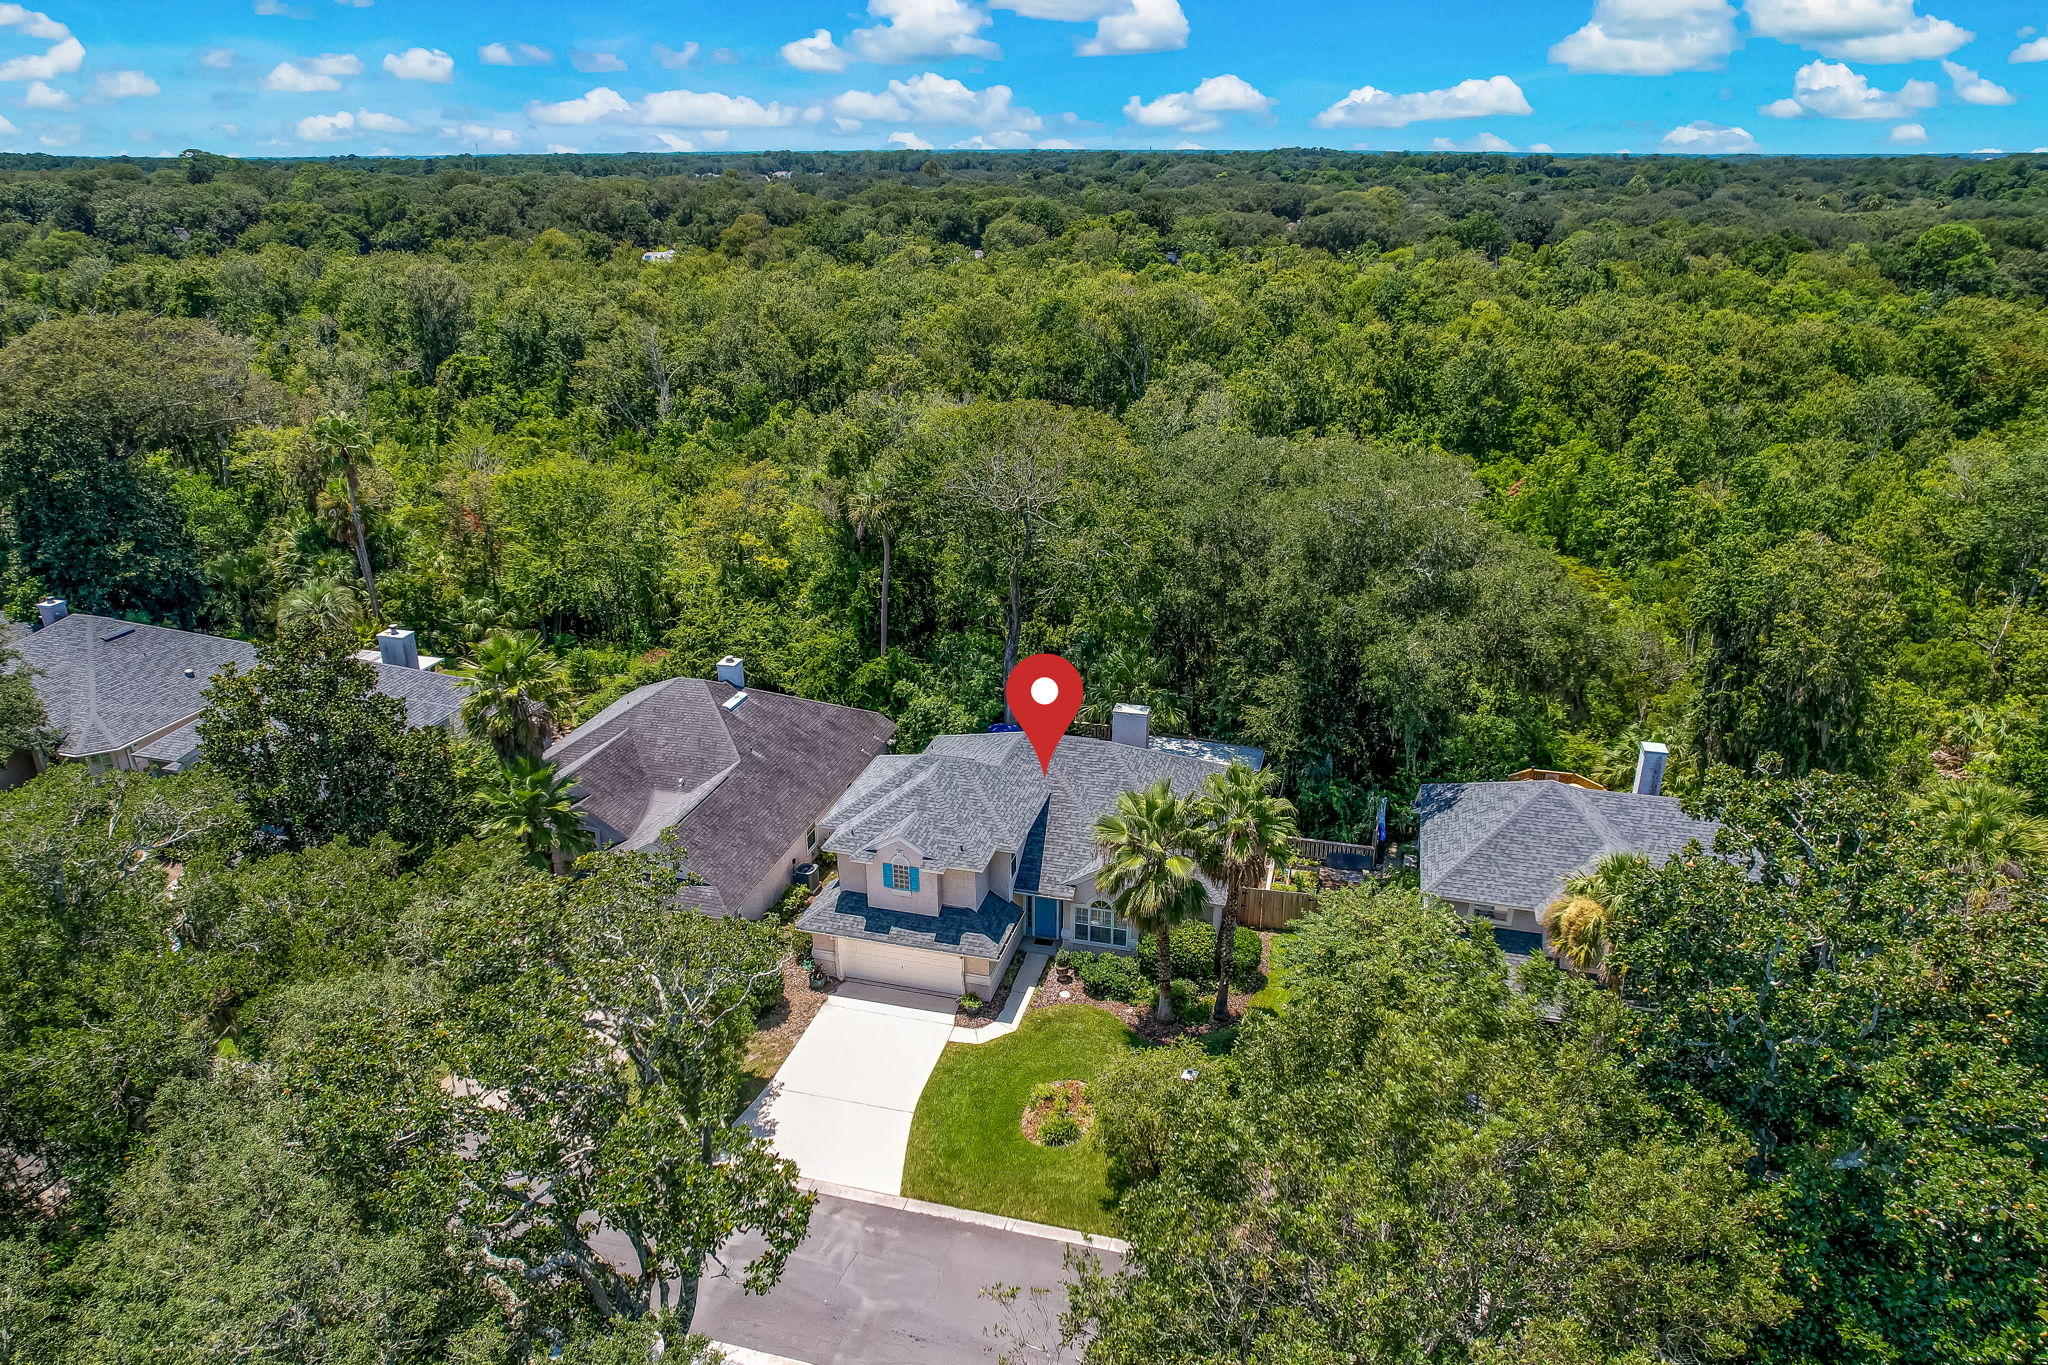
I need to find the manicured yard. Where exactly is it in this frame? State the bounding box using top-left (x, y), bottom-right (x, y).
top-left (903, 1003), bottom-right (1145, 1235)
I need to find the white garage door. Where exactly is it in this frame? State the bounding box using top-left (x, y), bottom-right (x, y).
top-left (839, 939), bottom-right (963, 996)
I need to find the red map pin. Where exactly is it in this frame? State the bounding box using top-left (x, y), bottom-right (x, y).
top-left (1006, 654), bottom-right (1083, 775)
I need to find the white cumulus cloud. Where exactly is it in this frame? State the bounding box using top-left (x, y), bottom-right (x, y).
top-left (1745, 0), bottom-right (1971, 62)
top-left (440, 121), bottom-right (519, 148)
top-left (383, 47), bottom-right (452, 82)
top-left (0, 6), bottom-right (78, 83)
top-left (263, 53), bottom-right (363, 92)
top-left (1661, 118), bottom-right (1758, 150)
top-left (1942, 59), bottom-right (2014, 105)
top-left (94, 69), bottom-right (158, 98)
top-left (653, 42), bottom-right (698, 68)
top-left (992, 0), bottom-right (1189, 55)
top-left (571, 50), bottom-right (627, 73)
top-left (199, 48), bottom-right (236, 69)
top-left (2013, 35), bottom-right (2048, 61)
top-left (1123, 73), bottom-right (1271, 130)
top-left (1313, 74), bottom-right (1531, 129)
top-left (296, 106), bottom-right (416, 141)
top-left (826, 72), bottom-right (1040, 132)
top-left (1429, 131), bottom-right (1520, 151)
top-left (1550, 0), bottom-right (1738, 74)
top-left (21, 77), bottom-right (66, 106)
top-left (478, 41), bottom-right (552, 67)
top-left (788, 0), bottom-right (1001, 69)
top-left (527, 84), bottom-right (808, 129)
top-left (1888, 121), bottom-right (1928, 142)
top-left (889, 128), bottom-right (934, 148)
top-left (781, 29), bottom-right (848, 72)
top-left (1760, 59), bottom-right (1937, 118)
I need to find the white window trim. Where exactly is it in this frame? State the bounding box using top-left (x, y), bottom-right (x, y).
top-left (1073, 898), bottom-right (1131, 949)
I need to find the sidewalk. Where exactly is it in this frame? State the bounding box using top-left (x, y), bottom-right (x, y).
top-left (951, 949), bottom-right (1051, 1044)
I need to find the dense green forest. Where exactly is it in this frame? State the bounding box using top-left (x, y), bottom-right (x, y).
top-left (3, 147), bottom-right (2046, 828)
top-left (2, 148), bottom-right (2048, 1363)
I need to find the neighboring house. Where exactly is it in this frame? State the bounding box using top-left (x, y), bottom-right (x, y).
top-left (1414, 745), bottom-right (1718, 955)
top-left (545, 656), bottom-right (895, 922)
top-left (0, 600), bottom-right (463, 786)
top-left (799, 705), bottom-right (1264, 999)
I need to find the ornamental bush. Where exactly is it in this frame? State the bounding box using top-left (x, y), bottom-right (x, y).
top-left (1072, 950), bottom-right (1146, 1002)
top-left (1161, 923), bottom-right (1262, 985)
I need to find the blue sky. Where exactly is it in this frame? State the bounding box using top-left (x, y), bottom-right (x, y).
top-left (28, 0), bottom-right (2048, 157)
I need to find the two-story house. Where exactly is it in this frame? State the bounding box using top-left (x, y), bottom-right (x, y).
top-left (798, 707), bottom-right (1262, 998)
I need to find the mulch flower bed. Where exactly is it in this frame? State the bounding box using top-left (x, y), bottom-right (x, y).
top-left (953, 950), bottom-right (1038, 1027)
top-left (1026, 932), bottom-right (1275, 1043)
top-left (756, 955), bottom-right (834, 1049)
top-left (1020, 1080), bottom-right (1094, 1146)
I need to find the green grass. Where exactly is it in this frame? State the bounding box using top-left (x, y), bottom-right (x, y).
top-left (1243, 931), bottom-right (1292, 1015)
top-left (903, 1004), bottom-right (1145, 1235)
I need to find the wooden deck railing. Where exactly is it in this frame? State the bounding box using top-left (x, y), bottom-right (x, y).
top-left (1288, 835), bottom-right (1377, 865)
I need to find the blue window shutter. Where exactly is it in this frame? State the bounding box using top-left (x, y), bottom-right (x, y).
top-left (909, 866), bottom-right (921, 892)
top-left (882, 864), bottom-right (895, 890)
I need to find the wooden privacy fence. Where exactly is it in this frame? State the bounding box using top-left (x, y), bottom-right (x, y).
top-left (1238, 888), bottom-right (1319, 930)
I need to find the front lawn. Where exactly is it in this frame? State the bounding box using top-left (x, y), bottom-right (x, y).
top-left (903, 1004), bottom-right (1145, 1235)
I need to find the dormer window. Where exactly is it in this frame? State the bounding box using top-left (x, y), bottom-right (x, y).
top-left (882, 862), bottom-right (922, 892)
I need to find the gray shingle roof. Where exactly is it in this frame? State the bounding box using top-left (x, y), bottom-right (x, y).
top-left (8, 612), bottom-right (467, 764)
top-left (822, 730), bottom-right (1237, 896)
top-left (1416, 780), bottom-right (1721, 913)
top-left (797, 881), bottom-right (1021, 957)
top-left (546, 677), bottom-right (894, 913)
top-left (11, 613), bottom-right (254, 758)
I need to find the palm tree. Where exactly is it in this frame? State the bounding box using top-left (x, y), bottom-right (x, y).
top-left (1542, 852), bottom-right (1646, 978)
top-left (1095, 780), bottom-right (1208, 1022)
top-left (451, 630), bottom-right (574, 763)
top-left (1080, 645), bottom-right (1188, 734)
top-left (1186, 764), bottom-right (1299, 1023)
top-left (206, 549), bottom-right (272, 634)
top-left (276, 575), bottom-right (365, 635)
top-left (837, 464), bottom-right (906, 657)
top-left (481, 757), bottom-right (594, 875)
top-left (1916, 779), bottom-right (2048, 885)
top-left (309, 413), bottom-right (382, 621)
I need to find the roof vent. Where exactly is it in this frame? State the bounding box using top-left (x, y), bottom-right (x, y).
top-left (100, 627), bottom-right (135, 643)
top-left (722, 689), bottom-right (748, 711)
top-left (183, 667), bottom-right (196, 679)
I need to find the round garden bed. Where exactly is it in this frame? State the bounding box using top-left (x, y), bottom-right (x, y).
top-left (1020, 1079), bottom-right (1094, 1147)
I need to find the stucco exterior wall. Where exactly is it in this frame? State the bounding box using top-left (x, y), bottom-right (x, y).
top-left (861, 838), bottom-right (940, 916)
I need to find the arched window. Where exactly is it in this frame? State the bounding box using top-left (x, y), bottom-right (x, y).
top-left (1076, 898), bottom-right (1130, 948)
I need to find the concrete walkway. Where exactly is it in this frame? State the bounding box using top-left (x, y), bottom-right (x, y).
top-left (740, 981), bottom-right (957, 1195)
top-left (950, 949), bottom-right (1051, 1045)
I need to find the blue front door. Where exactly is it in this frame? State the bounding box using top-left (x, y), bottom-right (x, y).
top-left (1032, 895), bottom-right (1059, 940)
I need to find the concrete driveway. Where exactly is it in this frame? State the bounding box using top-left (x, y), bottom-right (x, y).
top-left (697, 1190), bottom-right (1118, 1364)
top-left (741, 982), bottom-right (958, 1194)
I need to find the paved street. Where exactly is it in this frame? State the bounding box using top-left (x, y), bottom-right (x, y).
top-left (695, 1193), bottom-right (1119, 1365)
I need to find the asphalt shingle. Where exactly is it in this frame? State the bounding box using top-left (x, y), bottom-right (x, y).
top-left (796, 881), bottom-right (1021, 957)
top-left (546, 676), bottom-right (895, 917)
top-left (1415, 779), bottom-right (1720, 913)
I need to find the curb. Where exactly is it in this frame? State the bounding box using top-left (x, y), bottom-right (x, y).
top-left (710, 1343), bottom-right (815, 1365)
top-left (801, 1178), bottom-right (1131, 1254)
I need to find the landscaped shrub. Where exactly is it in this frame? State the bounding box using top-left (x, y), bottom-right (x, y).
top-left (1160, 923), bottom-right (1264, 985)
top-left (1072, 950), bottom-right (1146, 1003)
top-left (1037, 1112), bottom-right (1082, 1146)
top-left (1168, 978), bottom-right (1208, 1023)
top-left (959, 993), bottom-right (983, 1014)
